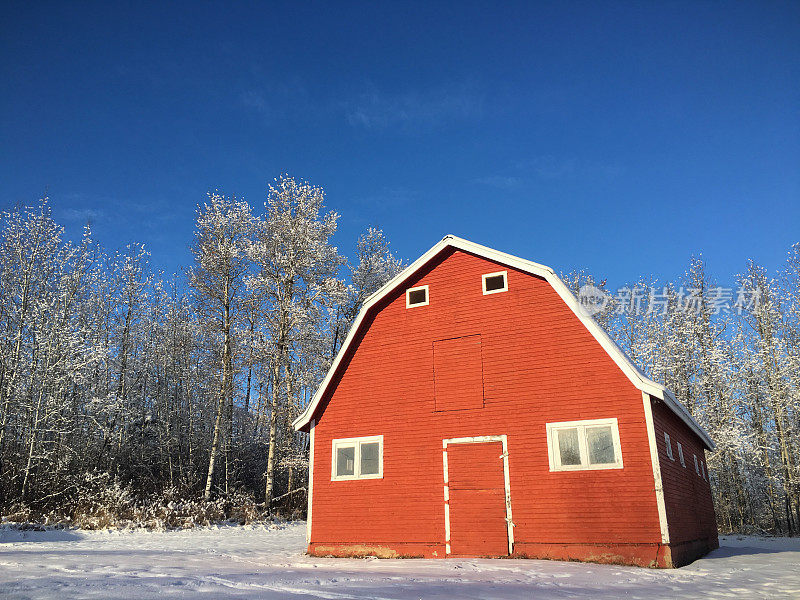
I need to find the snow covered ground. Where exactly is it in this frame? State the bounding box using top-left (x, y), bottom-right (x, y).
top-left (1, 522), bottom-right (799, 599)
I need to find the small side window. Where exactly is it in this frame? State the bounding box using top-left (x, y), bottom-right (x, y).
top-left (332, 436), bottom-right (384, 480)
top-left (701, 461), bottom-right (707, 481)
top-left (664, 432), bottom-right (674, 461)
top-left (677, 442), bottom-right (685, 467)
top-left (482, 271), bottom-right (508, 295)
top-left (406, 285), bottom-right (429, 308)
top-left (694, 454), bottom-right (700, 476)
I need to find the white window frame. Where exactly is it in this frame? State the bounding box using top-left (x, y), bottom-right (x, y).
top-left (664, 432), bottom-right (674, 461)
top-left (406, 284), bottom-right (429, 308)
top-left (677, 442), bottom-right (685, 467)
top-left (701, 461), bottom-right (707, 481)
top-left (546, 418), bottom-right (623, 472)
top-left (694, 454), bottom-right (700, 476)
top-left (482, 270), bottom-right (508, 295)
top-left (331, 435), bottom-right (384, 481)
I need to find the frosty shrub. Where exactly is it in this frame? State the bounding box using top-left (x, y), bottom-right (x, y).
top-left (2, 472), bottom-right (270, 530)
top-left (72, 472), bottom-right (137, 529)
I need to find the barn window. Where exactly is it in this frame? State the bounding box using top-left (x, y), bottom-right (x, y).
top-left (331, 436), bottom-right (383, 481)
top-left (664, 432), bottom-right (675, 460)
top-left (482, 271), bottom-right (508, 295)
top-left (694, 454), bottom-right (700, 476)
top-left (677, 442), bottom-right (686, 467)
top-left (701, 461), bottom-right (707, 481)
top-left (406, 285), bottom-right (429, 308)
top-left (546, 418), bottom-right (623, 471)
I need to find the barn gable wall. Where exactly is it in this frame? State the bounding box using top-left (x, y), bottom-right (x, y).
top-left (310, 248), bottom-right (671, 559)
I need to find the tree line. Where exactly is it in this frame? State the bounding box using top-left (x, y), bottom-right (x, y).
top-left (0, 176), bottom-right (403, 519)
top-left (0, 176), bottom-right (797, 534)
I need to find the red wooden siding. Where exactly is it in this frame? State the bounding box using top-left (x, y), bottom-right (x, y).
top-left (651, 399), bottom-right (719, 564)
top-left (307, 247), bottom-right (714, 566)
top-left (433, 334), bottom-right (484, 411)
top-left (446, 441), bottom-right (508, 557)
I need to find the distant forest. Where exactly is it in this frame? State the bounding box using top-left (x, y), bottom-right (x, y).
top-left (0, 176), bottom-right (797, 534)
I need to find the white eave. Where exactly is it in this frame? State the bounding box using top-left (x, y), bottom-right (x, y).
top-left (293, 235), bottom-right (715, 451)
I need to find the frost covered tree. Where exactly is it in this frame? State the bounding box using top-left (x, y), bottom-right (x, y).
top-left (0, 202), bottom-right (103, 502)
top-left (332, 227), bottom-right (405, 355)
top-left (189, 193), bottom-right (254, 500)
top-left (247, 175), bottom-right (345, 505)
top-left (736, 260), bottom-right (799, 531)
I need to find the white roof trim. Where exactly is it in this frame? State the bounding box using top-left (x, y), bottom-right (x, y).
top-left (293, 235), bottom-right (714, 450)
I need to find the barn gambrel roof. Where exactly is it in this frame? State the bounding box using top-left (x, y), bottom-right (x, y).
top-left (293, 235), bottom-right (714, 450)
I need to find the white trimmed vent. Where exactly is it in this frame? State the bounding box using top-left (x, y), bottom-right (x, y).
top-left (406, 285), bottom-right (429, 308)
top-left (482, 271), bottom-right (508, 295)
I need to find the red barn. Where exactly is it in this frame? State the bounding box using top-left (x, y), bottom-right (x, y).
top-left (294, 236), bottom-right (718, 567)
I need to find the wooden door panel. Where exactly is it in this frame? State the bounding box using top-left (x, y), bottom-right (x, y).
top-left (447, 441), bottom-right (509, 557)
top-left (448, 442), bottom-right (505, 489)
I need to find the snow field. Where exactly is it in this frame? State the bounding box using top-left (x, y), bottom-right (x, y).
top-left (1, 522), bottom-right (799, 599)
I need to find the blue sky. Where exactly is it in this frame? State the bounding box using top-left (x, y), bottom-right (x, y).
top-left (2, 2), bottom-right (798, 287)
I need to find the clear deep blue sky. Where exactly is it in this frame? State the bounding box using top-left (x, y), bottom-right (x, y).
top-left (2, 2), bottom-right (798, 287)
